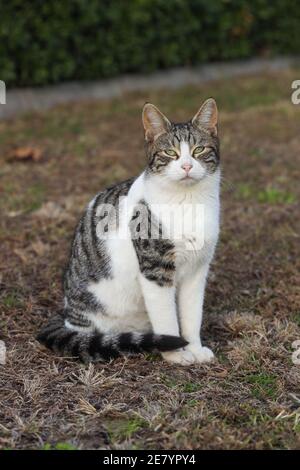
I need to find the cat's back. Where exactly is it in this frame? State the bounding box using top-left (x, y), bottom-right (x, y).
top-left (91, 177), bottom-right (136, 214)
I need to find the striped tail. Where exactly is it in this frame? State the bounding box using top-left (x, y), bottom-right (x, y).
top-left (36, 315), bottom-right (188, 363)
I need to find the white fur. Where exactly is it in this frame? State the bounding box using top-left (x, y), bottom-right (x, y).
top-left (86, 142), bottom-right (220, 365)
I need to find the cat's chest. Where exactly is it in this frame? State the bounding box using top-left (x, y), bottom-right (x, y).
top-left (157, 200), bottom-right (219, 257)
top-left (173, 221), bottom-right (218, 272)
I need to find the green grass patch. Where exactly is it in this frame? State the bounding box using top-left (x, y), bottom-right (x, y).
top-left (42, 442), bottom-right (77, 450)
top-left (245, 372), bottom-right (279, 399)
top-left (162, 376), bottom-right (202, 393)
top-left (161, 376), bottom-right (180, 389)
top-left (292, 313), bottom-right (300, 327)
top-left (293, 422), bottom-right (300, 433)
top-left (144, 352), bottom-right (161, 362)
top-left (106, 416), bottom-right (148, 442)
top-left (2, 292), bottom-right (23, 308)
top-left (182, 382), bottom-right (202, 393)
top-left (186, 399), bottom-right (199, 408)
top-left (237, 183), bottom-right (296, 204)
top-left (237, 183), bottom-right (253, 199)
top-left (257, 188), bottom-right (296, 204)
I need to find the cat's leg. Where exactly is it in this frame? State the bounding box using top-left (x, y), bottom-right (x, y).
top-left (178, 262), bottom-right (215, 363)
top-left (132, 205), bottom-right (194, 365)
top-left (139, 275), bottom-right (195, 365)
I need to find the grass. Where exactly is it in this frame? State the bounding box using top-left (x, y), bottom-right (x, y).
top-left (42, 442), bottom-right (77, 450)
top-left (182, 382), bottom-right (202, 393)
top-left (245, 373), bottom-right (279, 399)
top-left (293, 314), bottom-right (300, 328)
top-left (2, 292), bottom-right (23, 309)
top-left (106, 417), bottom-right (148, 443)
top-left (162, 376), bottom-right (202, 392)
top-left (237, 184), bottom-right (296, 204)
top-left (0, 182), bottom-right (46, 214)
top-left (257, 188), bottom-right (296, 204)
top-left (0, 68), bottom-right (300, 450)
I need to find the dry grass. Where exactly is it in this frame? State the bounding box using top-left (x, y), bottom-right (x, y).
top-left (0, 68), bottom-right (300, 449)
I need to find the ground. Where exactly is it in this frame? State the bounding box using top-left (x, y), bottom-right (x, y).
top-left (0, 68), bottom-right (300, 450)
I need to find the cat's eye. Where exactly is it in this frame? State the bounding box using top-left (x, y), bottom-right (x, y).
top-left (164, 149), bottom-right (178, 158)
top-left (193, 145), bottom-right (205, 156)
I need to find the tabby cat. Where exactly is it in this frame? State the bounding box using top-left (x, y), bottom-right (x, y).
top-left (37, 98), bottom-right (220, 365)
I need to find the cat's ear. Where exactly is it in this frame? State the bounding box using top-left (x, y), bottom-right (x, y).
top-left (192, 98), bottom-right (218, 136)
top-left (142, 103), bottom-right (171, 142)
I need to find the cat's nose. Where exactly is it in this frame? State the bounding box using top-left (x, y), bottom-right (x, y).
top-left (181, 163), bottom-right (193, 174)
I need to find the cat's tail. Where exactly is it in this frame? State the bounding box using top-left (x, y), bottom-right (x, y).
top-left (36, 315), bottom-right (188, 363)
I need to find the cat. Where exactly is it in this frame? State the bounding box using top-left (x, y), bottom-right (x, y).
top-left (37, 98), bottom-right (220, 365)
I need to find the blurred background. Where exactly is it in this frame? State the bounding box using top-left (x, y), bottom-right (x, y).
top-left (0, 0), bottom-right (299, 87)
top-left (1, 0), bottom-right (300, 451)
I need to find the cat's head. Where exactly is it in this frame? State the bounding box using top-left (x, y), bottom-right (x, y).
top-left (142, 99), bottom-right (219, 185)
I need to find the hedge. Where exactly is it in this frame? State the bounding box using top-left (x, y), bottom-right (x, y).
top-left (0, 0), bottom-right (299, 87)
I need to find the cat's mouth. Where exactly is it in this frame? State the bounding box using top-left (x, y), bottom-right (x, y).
top-left (180, 174), bottom-right (197, 182)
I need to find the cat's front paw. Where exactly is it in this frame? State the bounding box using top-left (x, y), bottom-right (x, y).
top-left (187, 345), bottom-right (215, 364)
top-left (161, 348), bottom-right (195, 365)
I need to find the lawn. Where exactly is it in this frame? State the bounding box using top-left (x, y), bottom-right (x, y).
top-left (0, 68), bottom-right (299, 450)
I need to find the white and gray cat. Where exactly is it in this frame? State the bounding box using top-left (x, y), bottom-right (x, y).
top-left (37, 98), bottom-right (220, 365)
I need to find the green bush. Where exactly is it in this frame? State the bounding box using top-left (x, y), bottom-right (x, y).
top-left (0, 0), bottom-right (299, 87)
